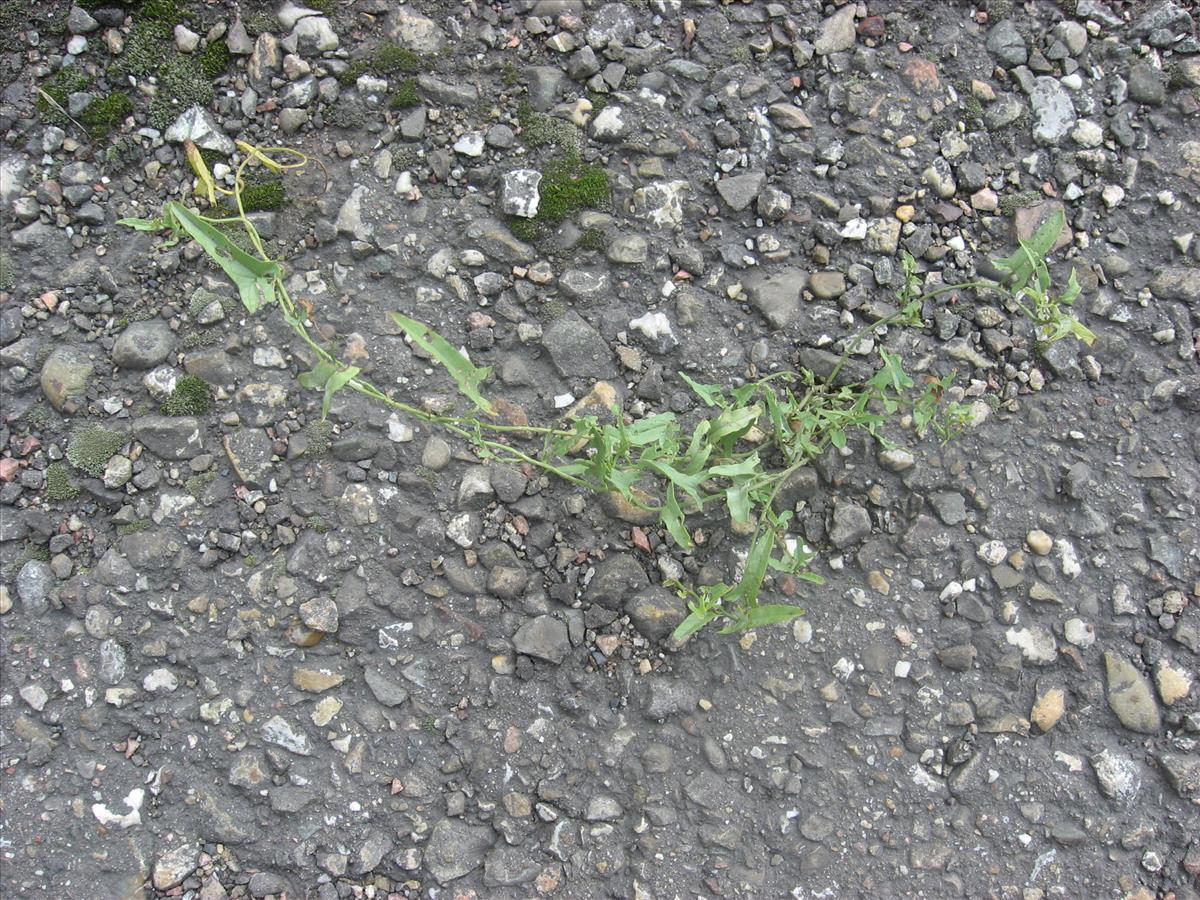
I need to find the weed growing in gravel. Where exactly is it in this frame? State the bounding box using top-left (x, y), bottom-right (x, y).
top-left (121, 147), bottom-right (1095, 641)
top-left (66, 425), bottom-right (126, 478)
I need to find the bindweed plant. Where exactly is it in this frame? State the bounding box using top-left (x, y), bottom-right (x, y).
top-left (121, 145), bottom-right (1095, 642)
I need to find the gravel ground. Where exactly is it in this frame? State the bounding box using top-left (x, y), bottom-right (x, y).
top-left (2, 1), bottom-right (1199, 898)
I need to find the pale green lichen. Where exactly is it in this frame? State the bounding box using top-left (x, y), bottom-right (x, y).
top-left (66, 425), bottom-right (126, 477)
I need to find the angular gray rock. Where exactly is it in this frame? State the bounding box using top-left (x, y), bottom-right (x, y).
top-left (134, 416), bottom-right (207, 460)
top-left (424, 820), bottom-right (493, 884)
top-left (1030, 77), bottom-right (1075, 146)
top-left (747, 268), bottom-right (805, 329)
top-left (165, 106), bottom-right (235, 155)
top-left (716, 171), bottom-right (766, 212)
top-left (542, 311), bottom-right (615, 379)
top-left (585, 553), bottom-right (648, 610)
top-left (513, 615), bottom-right (571, 664)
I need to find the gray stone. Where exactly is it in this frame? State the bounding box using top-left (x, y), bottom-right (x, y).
top-left (986, 20), bottom-right (1028, 66)
top-left (542, 311), bottom-right (614, 379)
top-left (363, 668), bottom-right (409, 707)
top-left (930, 492), bottom-right (967, 525)
top-left (1127, 63), bottom-right (1166, 105)
top-left (814, 5), bottom-right (856, 55)
top-left (16, 560), bottom-right (53, 613)
top-left (248, 872), bottom-right (289, 898)
top-left (1104, 652), bottom-right (1161, 733)
top-left (67, 5), bottom-right (100, 34)
top-left (228, 751), bottom-right (269, 790)
top-left (336, 185), bottom-right (372, 242)
top-left (606, 234), bottom-right (648, 264)
top-left (513, 615), bottom-right (571, 663)
top-left (164, 106), bottom-right (235, 155)
top-left (388, 5), bottom-right (445, 53)
top-left (1030, 77), bottom-right (1075, 146)
top-left (152, 843), bottom-right (199, 891)
top-left (1149, 267), bottom-right (1200, 302)
top-left (223, 429), bottom-right (274, 487)
top-left (467, 218), bottom-right (534, 263)
top-left (134, 416), bottom-right (207, 460)
top-left (40, 345), bottom-right (94, 410)
top-left (261, 715), bottom-right (312, 755)
top-left (748, 268), bottom-right (805, 329)
top-left (585, 553), bottom-right (648, 610)
top-left (501, 169), bottom-right (541, 219)
top-left (292, 15), bottom-right (338, 52)
top-left (458, 466), bottom-right (494, 510)
top-left (716, 171), bottom-right (766, 212)
top-left (1157, 753), bottom-right (1200, 799)
top-left (1091, 749), bottom-right (1142, 804)
top-left (416, 74), bottom-right (478, 107)
top-left (483, 847), bottom-right (540, 887)
top-left (424, 819), bottom-right (493, 884)
top-left (625, 586), bottom-right (687, 643)
top-left (353, 830), bottom-right (394, 876)
top-left (586, 3), bottom-right (636, 48)
top-left (830, 500), bottom-right (871, 548)
top-left (558, 269), bottom-right (609, 301)
top-left (113, 321), bottom-right (173, 370)
top-left (99, 638), bottom-right (126, 684)
top-left (757, 187), bottom-right (792, 221)
top-left (631, 180), bottom-right (689, 228)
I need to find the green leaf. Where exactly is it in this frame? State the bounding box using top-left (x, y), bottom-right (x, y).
top-left (1061, 268), bottom-right (1081, 307)
top-left (726, 480), bottom-right (751, 524)
top-left (322, 364), bottom-right (360, 420)
top-left (708, 404), bottom-right (761, 446)
top-left (163, 202), bottom-right (281, 314)
top-left (679, 373), bottom-right (728, 408)
top-left (391, 313), bottom-right (496, 417)
top-left (719, 603), bottom-right (805, 633)
top-left (829, 428), bottom-right (846, 449)
top-left (672, 608), bottom-right (716, 642)
top-left (116, 216), bottom-right (166, 231)
top-left (707, 454), bottom-right (760, 479)
top-left (1028, 208), bottom-right (1065, 259)
top-left (660, 485), bottom-right (692, 550)
top-left (992, 208), bottom-right (1064, 292)
top-left (298, 360), bottom-right (337, 390)
top-left (1067, 317), bottom-right (1097, 346)
top-left (622, 413), bottom-right (677, 447)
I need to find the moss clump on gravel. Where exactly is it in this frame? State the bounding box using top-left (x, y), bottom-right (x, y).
top-left (45, 462), bottom-right (80, 501)
top-left (80, 92), bottom-right (134, 139)
top-left (537, 159), bottom-right (611, 225)
top-left (150, 54), bottom-right (214, 129)
top-left (161, 375), bottom-right (213, 416)
top-left (66, 425), bottom-right (127, 477)
top-left (998, 190), bottom-right (1042, 217)
top-left (200, 40), bottom-right (232, 79)
top-left (36, 68), bottom-right (93, 125)
top-left (185, 468), bottom-right (216, 499)
top-left (516, 100), bottom-right (581, 155)
top-left (390, 78), bottom-right (420, 109)
top-left (116, 518), bottom-right (153, 537)
top-left (339, 43), bottom-right (432, 88)
top-left (0, 248), bottom-right (14, 291)
top-left (240, 180), bottom-right (286, 212)
top-left (304, 420), bottom-right (333, 456)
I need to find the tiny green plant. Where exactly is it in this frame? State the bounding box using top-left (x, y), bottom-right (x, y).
top-left (120, 147), bottom-right (1094, 642)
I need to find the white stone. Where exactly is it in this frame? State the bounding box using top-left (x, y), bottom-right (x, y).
top-left (629, 312), bottom-right (675, 344)
top-left (501, 169), bottom-right (542, 218)
top-left (1071, 119), bottom-right (1103, 147)
top-left (164, 106), bottom-right (235, 155)
top-left (453, 132), bottom-right (486, 157)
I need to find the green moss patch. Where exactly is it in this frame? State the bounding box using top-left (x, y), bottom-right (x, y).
top-left (150, 54), bottom-right (214, 130)
top-left (390, 78), bottom-right (420, 109)
top-left (338, 42), bottom-right (433, 87)
top-left (200, 40), bottom-right (231, 79)
top-left (81, 92), bottom-right (133, 139)
top-left (239, 179), bottom-right (286, 212)
top-left (66, 425), bottom-right (127, 478)
top-left (161, 375), bottom-right (213, 416)
top-left (45, 462), bottom-right (80, 501)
